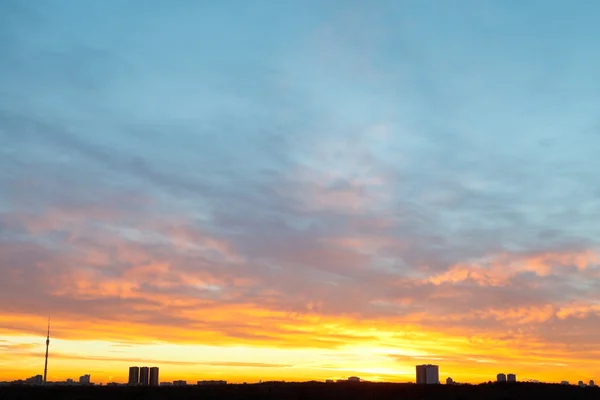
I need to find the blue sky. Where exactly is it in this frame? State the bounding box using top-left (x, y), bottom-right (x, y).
top-left (2, 0), bottom-right (600, 383)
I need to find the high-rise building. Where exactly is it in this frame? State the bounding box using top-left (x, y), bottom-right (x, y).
top-left (139, 367), bottom-right (149, 386)
top-left (497, 373), bottom-right (506, 383)
top-left (128, 367), bottom-right (140, 385)
top-left (446, 377), bottom-right (454, 385)
top-left (79, 374), bottom-right (91, 384)
top-left (416, 364), bottom-right (439, 384)
top-left (149, 367), bottom-right (159, 386)
top-left (507, 373), bottom-right (516, 383)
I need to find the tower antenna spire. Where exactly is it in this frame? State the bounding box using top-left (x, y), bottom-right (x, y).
top-left (43, 317), bottom-right (50, 384)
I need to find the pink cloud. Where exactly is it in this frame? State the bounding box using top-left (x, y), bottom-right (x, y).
top-left (428, 249), bottom-right (600, 286)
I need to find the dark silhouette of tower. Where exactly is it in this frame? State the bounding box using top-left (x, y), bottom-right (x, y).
top-left (149, 367), bottom-right (159, 386)
top-left (140, 367), bottom-right (149, 385)
top-left (43, 318), bottom-right (50, 384)
top-left (128, 366), bottom-right (140, 385)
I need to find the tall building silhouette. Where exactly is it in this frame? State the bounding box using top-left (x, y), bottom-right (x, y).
top-left (128, 367), bottom-right (140, 385)
top-left (416, 364), bottom-right (439, 384)
top-left (149, 367), bottom-right (159, 386)
top-left (140, 367), bottom-right (149, 385)
top-left (43, 318), bottom-right (50, 384)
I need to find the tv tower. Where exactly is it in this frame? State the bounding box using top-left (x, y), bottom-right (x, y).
top-left (43, 318), bottom-right (50, 384)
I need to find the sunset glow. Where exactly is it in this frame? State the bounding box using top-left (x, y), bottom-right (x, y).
top-left (2, 0), bottom-right (600, 386)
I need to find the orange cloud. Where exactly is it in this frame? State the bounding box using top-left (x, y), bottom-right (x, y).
top-left (3, 204), bottom-right (600, 385)
top-left (428, 249), bottom-right (600, 286)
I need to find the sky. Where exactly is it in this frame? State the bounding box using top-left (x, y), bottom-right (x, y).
top-left (2, 0), bottom-right (600, 385)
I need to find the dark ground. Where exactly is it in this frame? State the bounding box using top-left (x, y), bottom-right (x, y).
top-left (1, 382), bottom-right (599, 400)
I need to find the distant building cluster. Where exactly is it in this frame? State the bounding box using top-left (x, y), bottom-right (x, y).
top-left (559, 379), bottom-right (597, 387)
top-left (126, 376), bottom-right (230, 387)
top-left (577, 380), bottom-right (597, 388)
top-left (9, 374), bottom-right (92, 386)
top-left (198, 380), bottom-right (227, 385)
top-left (329, 377), bottom-right (363, 383)
top-left (496, 373), bottom-right (517, 383)
top-left (128, 366), bottom-right (159, 386)
top-left (24, 375), bottom-right (43, 385)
